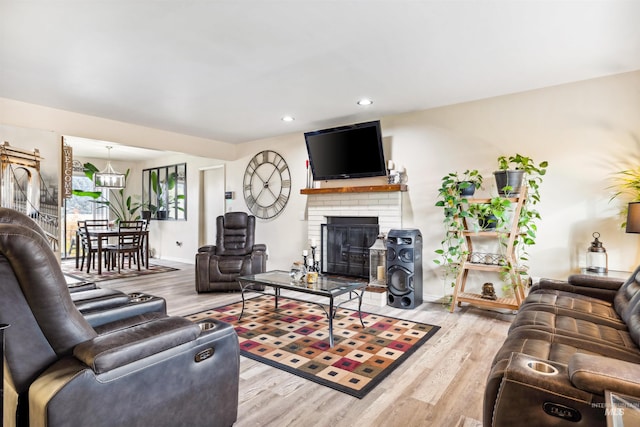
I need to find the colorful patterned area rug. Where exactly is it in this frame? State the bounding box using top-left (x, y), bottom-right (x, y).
top-left (185, 296), bottom-right (440, 398)
top-left (61, 259), bottom-right (178, 283)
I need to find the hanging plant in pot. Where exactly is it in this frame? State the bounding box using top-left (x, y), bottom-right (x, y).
top-left (434, 170), bottom-right (484, 295)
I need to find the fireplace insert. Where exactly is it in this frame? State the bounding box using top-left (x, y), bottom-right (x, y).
top-left (321, 217), bottom-right (379, 278)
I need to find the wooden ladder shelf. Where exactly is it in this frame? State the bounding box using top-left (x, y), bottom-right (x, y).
top-left (450, 186), bottom-right (528, 312)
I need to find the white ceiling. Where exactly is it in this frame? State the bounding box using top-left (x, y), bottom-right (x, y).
top-left (1, 0), bottom-right (639, 148)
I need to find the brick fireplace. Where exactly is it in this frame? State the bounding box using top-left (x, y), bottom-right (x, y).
top-left (306, 190), bottom-right (403, 244)
top-left (306, 187), bottom-right (404, 279)
top-left (303, 186), bottom-right (405, 306)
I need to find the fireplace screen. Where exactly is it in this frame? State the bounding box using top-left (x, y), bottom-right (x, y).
top-left (321, 221), bottom-right (379, 278)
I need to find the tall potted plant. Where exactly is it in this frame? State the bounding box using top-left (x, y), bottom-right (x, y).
top-left (149, 170), bottom-right (185, 220)
top-left (72, 162), bottom-right (141, 223)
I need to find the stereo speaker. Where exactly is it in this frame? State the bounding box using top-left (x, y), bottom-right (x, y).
top-left (386, 229), bottom-right (422, 309)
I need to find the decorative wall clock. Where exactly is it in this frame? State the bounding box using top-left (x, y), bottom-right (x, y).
top-left (243, 150), bottom-right (291, 219)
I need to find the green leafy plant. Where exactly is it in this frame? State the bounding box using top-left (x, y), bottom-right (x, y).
top-left (149, 170), bottom-right (185, 219)
top-left (495, 154), bottom-right (548, 290)
top-left (71, 162), bottom-right (141, 223)
top-left (468, 196), bottom-right (511, 232)
top-left (497, 154), bottom-right (548, 201)
top-left (434, 170), bottom-right (484, 292)
top-left (456, 169), bottom-right (484, 195)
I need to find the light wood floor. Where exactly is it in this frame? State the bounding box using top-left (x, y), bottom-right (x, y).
top-left (95, 259), bottom-right (515, 427)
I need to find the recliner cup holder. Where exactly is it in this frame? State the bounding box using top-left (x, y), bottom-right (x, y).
top-left (199, 322), bottom-right (217, 331)
top-left (128, 293), bottom-right (143, 298)
top-left (130, 295), bottom-right (152, 303)
top-left (526, 360), bottom-right (558, 375)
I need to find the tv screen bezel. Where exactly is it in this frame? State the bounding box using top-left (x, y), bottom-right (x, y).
top-left (304, 120), bottom-right (386, 181)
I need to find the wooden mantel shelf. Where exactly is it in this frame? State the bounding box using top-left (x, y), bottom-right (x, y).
top-left (300, 184), bottom-right (407, 195)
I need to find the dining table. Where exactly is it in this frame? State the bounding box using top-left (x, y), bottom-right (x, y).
top-left (75, 227), bottom-right (149, 275)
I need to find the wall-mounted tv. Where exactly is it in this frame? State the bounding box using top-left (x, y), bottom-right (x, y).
top-left (304, 120), bottom-right (386, 181)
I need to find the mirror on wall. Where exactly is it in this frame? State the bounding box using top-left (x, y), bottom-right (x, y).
top-left (142, 163), bottom-right (187, 221)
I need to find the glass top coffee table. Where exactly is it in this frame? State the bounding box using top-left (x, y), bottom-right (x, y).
top-left (236, 270), bottom-right (367, 347)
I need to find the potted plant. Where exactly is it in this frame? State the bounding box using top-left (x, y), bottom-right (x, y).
top-left (467, 196), bottom-right (511, 231)
top-left (494, 155), bottom-right (548, 291)
top-left (150, 170), bottom-right (185, 220)
top-left (456, 169), bottom-right (484, 196)
top-left (494, 154), bottom-right (548, 197)
top-left (72, 162), bottom-right (141, 223)
top-left (434, 171), bottom-right (483, 291)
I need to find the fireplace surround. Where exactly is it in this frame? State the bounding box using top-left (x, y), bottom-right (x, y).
top-left (306, 188), bottom-right (403, 281)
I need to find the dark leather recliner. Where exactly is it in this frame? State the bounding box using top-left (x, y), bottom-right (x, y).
top-left (0, 208), bottom-right (240, 427)
top-left (2, 211), bottom-right (167, 328)
top-left (195, 212), bottom-right (267, 292)
top-left (485, 269), bottom-right (640, 426)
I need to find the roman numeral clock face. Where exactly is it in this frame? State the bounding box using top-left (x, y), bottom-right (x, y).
top-left (243, 150), bottom-right (291, 219)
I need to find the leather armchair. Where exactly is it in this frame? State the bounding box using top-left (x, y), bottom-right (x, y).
top-left (195, 212), bottom-right (267, 292)
top-left (0, 208), bottom-right (240, 427)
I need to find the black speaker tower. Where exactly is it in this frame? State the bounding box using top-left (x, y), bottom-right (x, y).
top-left (386, 229), bottom-right (423, 309)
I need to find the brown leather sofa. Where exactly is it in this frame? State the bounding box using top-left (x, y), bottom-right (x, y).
top-left (485, 269), bottom-right (640, 426)
top-left (195, 212), bottom-right (267, 292)
top-left (0, 208), bottom-right (240, 427)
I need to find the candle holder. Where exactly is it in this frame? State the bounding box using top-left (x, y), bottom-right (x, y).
top-left (309, 245), bottom-right (320, 272)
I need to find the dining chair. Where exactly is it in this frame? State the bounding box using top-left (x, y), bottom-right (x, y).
top-left (139, 218), bottom-right (149, 267)
top-left (80, 219), bottom-right (110, 273)
top-left (105, 220), bottom-right (144, 273)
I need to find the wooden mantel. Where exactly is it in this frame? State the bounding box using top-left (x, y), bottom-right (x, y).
top-left (300, 184), bottom-right (407, 195)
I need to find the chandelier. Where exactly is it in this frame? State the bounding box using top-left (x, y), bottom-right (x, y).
top-left (94, 146), bottom-right (125, 189)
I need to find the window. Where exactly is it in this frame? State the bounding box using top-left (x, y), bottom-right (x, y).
top-left (142, 163), bottom-right (187, 221)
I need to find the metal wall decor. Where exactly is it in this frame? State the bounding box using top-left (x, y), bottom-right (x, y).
top-left (243, 150), bottom-right (291, 219)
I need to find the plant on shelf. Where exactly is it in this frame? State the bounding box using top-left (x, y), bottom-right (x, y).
top-left (434, 170), bottom-right (484, 292)
top-left (456, 169), bottom-right (484, 197)
top-left (467, 196), bottom-right (512, 232)
top-left (495, 154), bottom-right (548, 198)
top-left (494, 154), bottom-right (548, 290)
top-left (72, 162), bottom-right (141, 223)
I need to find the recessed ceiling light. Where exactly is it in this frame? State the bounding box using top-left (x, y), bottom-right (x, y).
top-left (281, 115), bottom-right (295, 122)
top-left (357, 99), bottom-right (373, 106)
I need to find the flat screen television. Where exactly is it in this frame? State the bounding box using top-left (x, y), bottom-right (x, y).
top-left (304, 120), bottom-right (386, 181)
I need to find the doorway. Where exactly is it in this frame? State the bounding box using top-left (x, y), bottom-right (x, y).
top-left (199, 165), bottom-right (225, 247)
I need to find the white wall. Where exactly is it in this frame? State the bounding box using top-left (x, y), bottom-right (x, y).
top-left (2, 71), bottom-right (639, 302)
top-left (136, 153), bottom-right (224, 263)
top-left (227, 71), bottom-right (640, 300)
